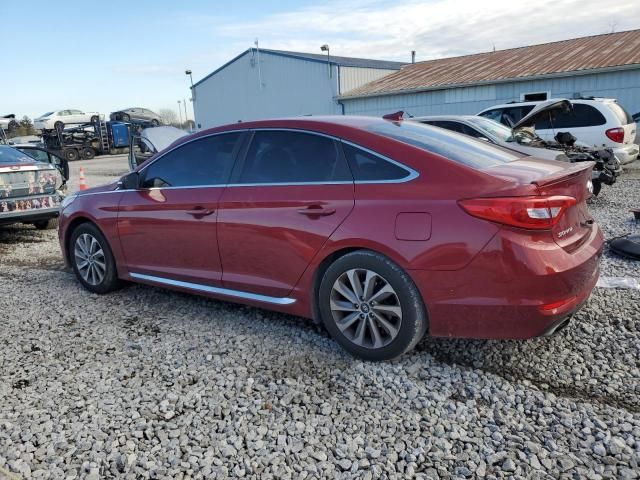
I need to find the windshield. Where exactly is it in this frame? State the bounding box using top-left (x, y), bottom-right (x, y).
top-left (367, 120), bottom-right (520, 169)
top-left (0, 145), bottom-right (41, 165)
top-left (39, 112), bottom-right (54, 118)
top-left (467, 117), bottom-right (513, 141)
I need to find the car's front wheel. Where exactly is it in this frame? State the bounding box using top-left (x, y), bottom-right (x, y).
top-left (319, 250), bottom-right (428, 361)
top-left (69, 223), bottom-right (121, 294)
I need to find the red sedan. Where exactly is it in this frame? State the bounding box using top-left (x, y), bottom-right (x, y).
top-left (58, 116), bottom-right (603, 360)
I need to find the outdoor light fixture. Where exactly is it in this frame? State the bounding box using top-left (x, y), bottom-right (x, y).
top-left (320, 44), bottom-right (331, 78)
top-left (185, 69), bottom-right (195, 101)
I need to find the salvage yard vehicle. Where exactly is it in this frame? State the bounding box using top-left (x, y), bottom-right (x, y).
top-left (478, 98), bottom-right (639, 164)
top-left (415, 108), bottom-right (621, 196)
top-left (110, 108), bottom-right (162, 126)
top-left (0, 144), bottom-right (68, 229)
top-left (0, 114), bottom-right (19, 132)
top-left (59, 116), bottom-right (603, 361)
top-left (34, 109), bottom-right (102, 131)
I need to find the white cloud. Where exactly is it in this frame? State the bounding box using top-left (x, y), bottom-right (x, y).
top-left (210, 0), bottom-right (640, 62)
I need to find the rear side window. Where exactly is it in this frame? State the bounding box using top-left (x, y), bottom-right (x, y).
top-left (141, 133), bottom-right (240, 188)
top-left (535, 104), bottom-right (606, 129)
top-left (342, 143), bottom-right (410, 181)
top-left (236, 131), bottom-right (351, 184)
top-left (366, 121), bottom-right (520, 169)
top-left (607, 103), bottom-right (634, 125)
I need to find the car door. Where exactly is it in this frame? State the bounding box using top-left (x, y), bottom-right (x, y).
top-left (117, 132), bottom-right (245, 285)
top-left (217, 129), bottom-right (355, 298)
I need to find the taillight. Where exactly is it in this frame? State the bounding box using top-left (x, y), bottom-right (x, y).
top-left (605, 127), bottom-right (625, 143)
top-left (459, 196), bottom-right (577, 230)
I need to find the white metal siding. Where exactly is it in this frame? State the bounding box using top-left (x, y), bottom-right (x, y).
top-left (339, 67), bottom-right (398, 95)
top-left (193, 51), bottom-right (341, 129)
top-left (342, 69), bottom-right (640, 118)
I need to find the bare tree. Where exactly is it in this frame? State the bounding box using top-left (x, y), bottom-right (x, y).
top-left (158, 108), bottom-right (179, 126)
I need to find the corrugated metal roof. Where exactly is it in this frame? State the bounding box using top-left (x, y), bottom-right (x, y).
top-left (193, 48), bottom-right (405, 88)
top-left (340, 29), bottom-right (640, 99)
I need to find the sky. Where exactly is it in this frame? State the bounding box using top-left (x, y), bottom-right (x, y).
top-left (1, 0), bottom-right (638, 120)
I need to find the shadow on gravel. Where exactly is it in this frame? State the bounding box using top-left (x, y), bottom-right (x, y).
top-left (416, 331), bottom-right (640, 413)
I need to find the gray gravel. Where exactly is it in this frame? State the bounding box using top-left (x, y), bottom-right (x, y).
top-left (1, 157), bottom-right (639, 479)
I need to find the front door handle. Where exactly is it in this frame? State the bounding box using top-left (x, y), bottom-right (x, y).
top-left (186, 207), bottom-right (215, 219)
top-left (297, 205), bottom-right (336, 217)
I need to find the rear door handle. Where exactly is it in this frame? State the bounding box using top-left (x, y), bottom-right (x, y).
top-left (186, 207), bottom-right (215, 218)
top-left (297, 205), bottom-right (336, 217)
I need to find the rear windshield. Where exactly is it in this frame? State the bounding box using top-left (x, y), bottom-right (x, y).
top-left (0, 146), bottom-right (39, 165)
top-left (366, 120), bottom-right (521, 169)
top-left (607, 102), bottom-right (634, 125)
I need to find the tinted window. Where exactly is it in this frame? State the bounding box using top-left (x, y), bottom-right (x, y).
top-left (237, 131), bottom-right (351, 184)
top-left (500, 106), bottom-right (534, 126)
top-left (535, 104), bottom-right (606, 129)
top-left (342, 143), bottom-right (410, 181)
top-left (366, 121), bottom-right (520, 169)
top-left (141, 133), bottom-right (240, 188)
top-left (607, 103), bottom-right (633, 125)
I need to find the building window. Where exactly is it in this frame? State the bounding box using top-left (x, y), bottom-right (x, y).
top-left (521, 92), bottom-right (549, 101)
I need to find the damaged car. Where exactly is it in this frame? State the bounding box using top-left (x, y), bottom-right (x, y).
top-left (128, 125), bottom-right (188, 170)
top-left (0, 145), bottom-right (68, 229)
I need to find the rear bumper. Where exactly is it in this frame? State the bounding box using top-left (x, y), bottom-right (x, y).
top-left (411, 224), bottom-right (603, 340)
top-left (613, 144), bottom-right (639, 165)
top-left (0, 207), bottom-right (60, 226)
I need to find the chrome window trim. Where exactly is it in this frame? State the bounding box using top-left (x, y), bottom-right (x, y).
top-left (130, 272), bottom-right (296, 305)
top-left (118, 127), bottom-right (419, 192)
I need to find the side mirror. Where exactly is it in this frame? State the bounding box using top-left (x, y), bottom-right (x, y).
top-left (120, 171), bottom-right (140, 190)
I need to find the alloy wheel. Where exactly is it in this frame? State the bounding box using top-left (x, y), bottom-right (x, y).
top-left (329, 268), bottom-right (402, 349)
top-left (74, 233), bottom-right (106, 286)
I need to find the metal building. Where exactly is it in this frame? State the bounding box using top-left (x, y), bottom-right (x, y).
top-left (192, 49), bottom-right (405, 128)
top-left (339, 30), bottom-right (640, 118)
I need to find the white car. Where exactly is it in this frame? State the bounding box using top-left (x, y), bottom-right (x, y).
top-left (0, 114), bottom-right (18, 132)
top-left (34, 109), bottom-right (102, 131)
top-left (478, 98), bottom-right (638, 164)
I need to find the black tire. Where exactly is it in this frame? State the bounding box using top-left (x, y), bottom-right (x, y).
top-left (592, 179), bottom-right (602, 197)
top-left (81, 147), bottom-right (96, 160)
top-left (63, 149), bottom-right (79, 161)
top-left (90, 115), bottom-right (99, 123)
top-left (318, 250), bottom-right (428, 361)
top-left (69, 222), bottom-right (121, 294)
top-left (54, 121), bottom-right (64, 132)
top-left (7, 120), bottom-right (18, 132)
top-left (151, 119), bottom-right (160, 127)
top-left (33, 218), bottom-right (58, 230)
top-left (121, 113), bottom-right (130, 122)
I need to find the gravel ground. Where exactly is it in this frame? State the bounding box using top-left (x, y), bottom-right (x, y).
top-left (0, 157), bottom-right (639, 479)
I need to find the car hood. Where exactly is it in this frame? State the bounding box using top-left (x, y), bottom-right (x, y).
top-left (142, 126), bottom-right (187, 153)
top-left (512, 99), bottom-right (573, 131)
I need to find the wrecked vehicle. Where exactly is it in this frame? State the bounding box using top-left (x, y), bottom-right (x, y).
top-left (0, 144), bottom-right (68, 229)
top-left (0, 114), bottom-right (19, 132)
top-left (507, 100), bottom-right (622, 196)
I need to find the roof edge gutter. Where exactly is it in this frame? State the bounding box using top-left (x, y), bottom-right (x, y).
top-left (337, 63), bottom-right (640, 100)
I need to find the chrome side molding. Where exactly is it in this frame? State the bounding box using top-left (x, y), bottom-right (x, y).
top-left (129, 272), bottom-right (296, 305)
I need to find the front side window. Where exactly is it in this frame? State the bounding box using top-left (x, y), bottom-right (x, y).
top-left (236, 131), bottom-right (351, 184)
top-left (141, 133), bottom-right (241, 188)
top-left (367, 120), bottom-right (520, 170)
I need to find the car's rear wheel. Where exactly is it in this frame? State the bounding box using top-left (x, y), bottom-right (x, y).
top-left (69, 223), bottom-right (121, 294)
top-left (151, 119), bottom-right (160, 126)
top-left (63, 149), bottom-right (79, 162)
top-left (121, 113), bottom-right (130, 122)
top-left (319, 250), bottom-right (427, 361)
top-left (90, 115), bottom-right (99, 123)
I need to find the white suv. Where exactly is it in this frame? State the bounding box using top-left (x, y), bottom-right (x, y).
top-left (478, 98), bottom-right (638, 164)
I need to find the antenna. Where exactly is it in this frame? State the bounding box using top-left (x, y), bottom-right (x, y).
top-left (255, 38), bottom-right (263, 90)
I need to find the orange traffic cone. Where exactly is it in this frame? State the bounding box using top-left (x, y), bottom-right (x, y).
top-left (79, 167), bottom-right (87, 191)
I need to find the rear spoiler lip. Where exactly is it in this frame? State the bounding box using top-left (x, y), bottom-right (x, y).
top-left (531, 161), bottom-right (595, 187)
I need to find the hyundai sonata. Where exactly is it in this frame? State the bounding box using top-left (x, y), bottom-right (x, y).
top-left (58, 116), bottom-right (603, 360)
